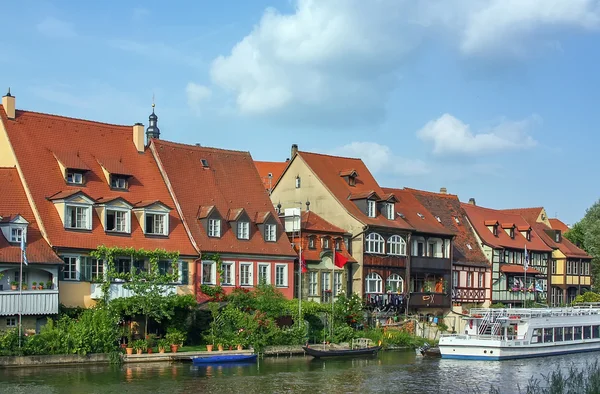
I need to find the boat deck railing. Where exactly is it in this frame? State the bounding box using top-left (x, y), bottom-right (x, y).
top-left (469, 307), bottom-right (600, 321)
top-left (441, 333), bottom-right (528, 342)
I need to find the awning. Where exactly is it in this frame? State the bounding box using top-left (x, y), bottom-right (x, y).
top-left (500, 263), bottom-right (542, 276)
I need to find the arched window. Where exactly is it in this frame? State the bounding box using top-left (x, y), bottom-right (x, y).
top-left (365, 272), bottom-right (382, 293)
top-left (387, 235), bottom-right (406, 256)
top-left (365, 233), bottom-right (384, 254)
top-left (386, 274), bottom-right (404, 293)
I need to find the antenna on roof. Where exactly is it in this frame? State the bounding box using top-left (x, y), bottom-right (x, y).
top-left (6, 87), bottom-right (11, 97)
top-left (152, 93), bottom-right (155, 112)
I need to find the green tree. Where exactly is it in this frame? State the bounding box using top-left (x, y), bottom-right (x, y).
top-left (565, 199), bottom-right (600, 287)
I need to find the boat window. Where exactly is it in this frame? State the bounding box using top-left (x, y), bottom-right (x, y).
top-left (554, 327), bottom-right (563, 342)
top-left (531, 328), bottom-right (541, 344)
top-left (584, 326), bottom-right (591, 340)
top-left (574, 326), bottom-right (583, 340)
top-left (564, 327), bottom-right (573, 341)
top-left (593, 326), bottom-right (600, 339)
top-left (543, 328), bottom-right (553, 343)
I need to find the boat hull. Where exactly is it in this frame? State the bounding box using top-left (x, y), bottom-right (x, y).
top-left (192, 354), bottom-right (257, 364)
top-left (302, 346), bottom-right (381, 358)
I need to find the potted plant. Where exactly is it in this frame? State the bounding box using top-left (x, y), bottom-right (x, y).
top-left (46, 281), bottom-right (53, 290)
top-left (204, 333), bottom-right (215, 352)
top-left (125, 327), bottom-right (134, 355)
top-left (22, 284), bottom-right (27, 290)
top-left (10, 281), bottom-right (18, 291)
top-left (165, 329), bottom-right (186, 353)
top-left (38, 283), bottom-right (44, 290)
top-left (157, 338), bottom-right (169, 353)
top-left (32, 281), bottom-right (37, 290)
top-left (146, 334), bottom-right (157, 354)
top-left (133, 339), bottom-right (147, 355)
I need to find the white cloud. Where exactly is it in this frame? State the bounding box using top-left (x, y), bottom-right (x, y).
top-left (332, 142), bottom-right (429, 176)
top-left (417, 113), bottom-right (540, 156)
top-left (36, 17), bottom-right (77, 39)
top-left (186, 83), bottom-right (212, 113)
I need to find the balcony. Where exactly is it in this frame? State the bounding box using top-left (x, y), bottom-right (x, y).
top-left (0, 290), bottom-right (59, 316)
top-left (452, 287), bottom-right (486, 303)
top-left (409, 292), bottom-right (451, 308)
top-left (493, 289), bottom-right (543, 304)
top-left (90, 283), bottom-right (177, 301)
top-left (410, 256), bottom-right (451, 273)
top-left (363, 254), bottom-right (407, 268)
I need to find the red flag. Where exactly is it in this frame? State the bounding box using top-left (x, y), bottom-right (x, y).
top-left (334, 251), bottom-right (349, 268)
top-left (301, 256), bottom-right (308, 273)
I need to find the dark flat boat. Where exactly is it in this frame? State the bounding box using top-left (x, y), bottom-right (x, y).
top-left (302, 345), bottom-right (382, 359)
top-left (192, 354), bottom-right (257, 364)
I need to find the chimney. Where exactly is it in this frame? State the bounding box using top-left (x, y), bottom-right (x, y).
top-left (2, 88), bottom-right (15, 120)
top-left (133, 123), bottom-right (145, 152)
top-left (291, 144), bottom-right (298, 158)
top-left (468, 198), bottom-right (476, 205)
top-left (440, 187), bottom-right (447, 194)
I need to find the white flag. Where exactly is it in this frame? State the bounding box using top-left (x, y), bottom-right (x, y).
top-left (523, 245), bottom-right (528, 271)
top-left (20, 234), bottom-right (28, 266)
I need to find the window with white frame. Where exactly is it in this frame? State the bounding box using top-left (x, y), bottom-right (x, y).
top-left (258, 263), bottom-right (270, 285)
top-left (365, 233), bottom-right (385, 254)
top-left (10, 227), bottom-right (23, 243)
top-left (387, 235), bottom-right (406, 256)
top-left (323, 237), bottom-right (330, 249)
top-left (552, 260), bottom-right (557, 275)
top-left (275, 264), bottom-right (287, 287)
top-left (586, 262), bottom-right (590, 276)
top-left (573, 261), bottom-right (578, 275)
top-left (145, 212), bottom-right (168, 235)
top-left (208, 218), bottom-right (221, 237)
top-left (478, 272), bottom-right (484, 288)
top-left (385, 203), bottom-right (394, 220)
top-left (202, 261), bottom-right (216, 284)
top-left (110, 175), bottom-right (128, 189)
top-left (115, 258), bottom-right (132, 275)
top-left (386, 274), bottom-right (403, 293)
top-left (66, 171), bottom-right (84, 184)
top-left (237, 221), bottom-right (249, 240)
top-left (308, 272), bottom-right (318, 296)
top-left (62, 256), bottom-right (78, 280)
top-left (265, 224), bottom-right (276, 242)
top-left (335, 239), bottom-right (342, 250)
top-left (66, 205), bottom-right (91, 230)
top-left (334, 272), bottom-right (343, 295)
top-left (308, 236), bottom-right (316, 249)
top-left (221, 262), bottom-right (234, 286)
top-left (452, 271), bottom-right (458, 288)
top-left (91, 259), bottom-right (104, 282)
top-left (321, 271), bottom-right (331, 293)
top-left (106, 209), bottom-right (129, 233)
top-left (365, 272), bottom-right (382, 293)
top-left (240, 263), bottom-right (253, 286)
top-left (467, 272), bottom-right (472, 287)
top-left (567, 261), bottom-right (572, 275)
top-left (6, 317), bottom-right (16, 328)
top-left (367, 200), bottom-right (376, 218)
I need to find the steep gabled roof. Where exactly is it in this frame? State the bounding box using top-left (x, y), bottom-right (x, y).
top-left (295, 151), bottom-right (413, 230)
top-left (406, 188), bottom-right (488, 266)
top-left (0, 106), bottom-right (196, 255)
top-left (253, 160), bottom-right (288, 191)
top-left (549, 218), bottom-right (570, 233)
top-left (382, 188), bottom-right (453, 236)
top-left (462, 203), bottom-right (551, 252)
top-left (151, 140), bottom-right (296, 257)
top-left (0, 169), bottom-right (62, 264)
top-left (300, 211), bottom-right (349, 234)
top-left (501, 207), bottom-right (544, 224)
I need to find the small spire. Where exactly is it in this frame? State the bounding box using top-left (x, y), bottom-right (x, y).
top-left (151, 93), bottom-right (155, 113)
top-left (6, 87), bottom-right (11, 97)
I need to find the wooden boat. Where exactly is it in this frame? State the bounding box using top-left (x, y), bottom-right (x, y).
top-left (192, 354), bottom-right (257, 364)
top-left (302, 345), bottom-right (381, 358)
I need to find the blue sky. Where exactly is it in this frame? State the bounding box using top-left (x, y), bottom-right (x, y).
top-left (2, 0), bottom-right (599, 225)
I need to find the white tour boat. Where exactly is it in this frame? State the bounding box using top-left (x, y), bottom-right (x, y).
top-left (439, 306), bottom-right (600, 360)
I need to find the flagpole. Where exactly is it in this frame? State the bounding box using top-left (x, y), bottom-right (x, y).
top-left (331, 251), bottom-right (335, 341)
top-left (523, 245), bottom-right (528, 308)
top-left (18, 237), bottom-right (23, 348)
top-left (297, 208), bottom-right (302, 328)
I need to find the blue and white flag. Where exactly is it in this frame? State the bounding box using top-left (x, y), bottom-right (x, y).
top-left (523, 245), bottom-right (529, 271)
top-left (20, 233), bottom-right (28, 265)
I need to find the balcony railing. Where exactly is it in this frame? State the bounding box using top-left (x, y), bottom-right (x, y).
top-left (409, 292), bottom-right (451, 308)
top-left (0, 290), bottom-right (59, 316)
top-left (452, 287), bottom-right (486, 303)
top-left (90, 283), bottom-right (177, 301)
top-left (410, 256), bottom-right (451, 273)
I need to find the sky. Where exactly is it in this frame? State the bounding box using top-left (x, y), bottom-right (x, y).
top-left (1, 0), bottom-right (599, 225)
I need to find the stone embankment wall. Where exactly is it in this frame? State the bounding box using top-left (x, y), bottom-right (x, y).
top-left (0, 353), bottom-right (109, 368)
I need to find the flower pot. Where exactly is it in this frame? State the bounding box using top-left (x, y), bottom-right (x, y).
top-left (136, 349), bottom-right (142, 355)
top-left (159, 347), bottom-right (165, 354)
top-left (147, 348), bottom-right (153, 354)
top-left (229, 346), bottom-right (233, 350)
top-left (218, 345), bottom-right (224, 351)
top-left (38, 286), bottom-right (43, 290)
top-left (170, 344), bottom-right (179, 353)
top-left (206, 344), bottom-right (213, 352)
top-left (10, 285), bottom-right (17, 291)
top-left (237, 344), bottom-right (243, 351)
top-left (126, 347), bottom-right (133, 355)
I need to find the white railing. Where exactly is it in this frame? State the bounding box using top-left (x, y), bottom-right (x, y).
top-left (469, 307), bottom-right (600, 320)
top-left (90, 283), bottom-right (177, 300)
top-left (0, 290), bottom-right (59, 316)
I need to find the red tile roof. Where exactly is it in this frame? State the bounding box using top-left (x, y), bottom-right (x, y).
top-left (96, 157), bottom-right (131, 176)
top-left (253, 161), bottom-right (288, 191)
top-left (406, 188), bottom-right (488, 266)
top-left (461, 203), bottom-right (552, 252)
top-left (500, 264), bottom-right (541, 275)
top-left (549, 218), bottom-right (570, 233)
top-left (300, 211), bottom-right (348, 234)
top-left (52, 151), bottom-right (91, 171)
top-left (294, 151), bottom-right (413, 230)
top-left (381, 188), bottom-right (453, 236)
top-left (0, 107), bottom-right (197, 255)
top-left (0, 168), bottom-right (62, 264)
top-left (151, 140), bottom-right (296, 258)
top-left (500, 207), bottom-right (543, 224)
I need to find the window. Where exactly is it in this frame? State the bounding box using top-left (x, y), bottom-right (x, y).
top-left (334, 272), bottom-right (343, 295)
top-left (478, 272), bottom-right (484, 288)
top-left (145, 212), bottom-right (167, 235)
top-left (555, 231), bottom-right (561, 243)
top-left (467, 272), bottom-right (472, 287)
top-left (386, 274), bottom-right (404, 293)
top-left (367, 200), bottom-right (376, 218)
top-left (240, 263), bottom-right (253, 286)
top-left (417, 242), bottom-right (425, 256)
top-left (91, 259), bottom-right (104, 282)
top-left (265, 224), bottom-right (276, 242)
top-left (323, 237), bottom-right (330, 249)
top-left (365, 233), bottom-right (385, 254)
top-left (276, 264), bottom-right (287, 287)
top-left (295, 176), bottom-right (301, 188)
top-left (586, 262), bottom-right (590, 276)
top-left (110, 175), bottom-right (127, 189)
top-left (237, 221), bottom-right (249, 240)
top-left (335, 239), bottom-right (342, 250)
top-left (66, 205), bottom-right (91, 230)
top-left (573, 261), bottom-right (578, 275)
top-left (348, 176), bottom-right (356, 187)
top-left (452, 271), bottom-right (458, 288)
top-left (387, 235), bottom-right (406, 256)
top-left (6, 318), bottom-right (16, 328)
top-left (385, 203), bottom-right (394, 220)
top-left (208, 219), bottom-right (221, 237)
top-left (115, 258), bottom-right (131, 275)
top-left (62, 256), bottom-right (78, 280)
top-left (308, 272), bottom-right (318, 296)
top-left (567, 261), bottom-right (572, 275)
top-left (10, 227), bottom-right (23, 243)
top-left (258, 263), bottom-right (270, 285)
top-left (552, 260), bottom-right (557, 275)
top-left (493, 226), bottom-right (498, 236)
top-left (365, 272), bottom-right (382, 293)
top-left (106, 209), bottom-right (129, 233)
top-left (308, 236), bottom-right (316, 249)
top-left (321, 272), bottom-right (331, 293)
top-left (66, 171), bottom-right (84, 184)
top-left (222, 262), bottom-right (234, 286)
top-left (509, 228), bottom-right (514, 238)
top-left (202, 261), bottom-right (216, 284)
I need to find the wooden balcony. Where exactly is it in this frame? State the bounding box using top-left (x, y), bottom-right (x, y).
top-left (90, 283), bottom-right (177, 301)
top-left (363, 254), bottom-right (407, 268)
top-left (452, 287), bottom-right (486, 303)
top-left (409, 292), bottom-right (451, 308)
top-left (0, 290), bottom-right (59, 316)
top-left (410, 256), bottom-right (451, 273)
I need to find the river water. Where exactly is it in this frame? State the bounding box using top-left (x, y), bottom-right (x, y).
top-left (1, 350), bottom-right (599, 394)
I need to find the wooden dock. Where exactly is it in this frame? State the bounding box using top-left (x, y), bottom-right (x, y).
top-left (122, 349), bottom-right (254, 363)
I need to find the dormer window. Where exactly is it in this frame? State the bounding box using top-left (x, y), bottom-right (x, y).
top-left (555, 230), bottom-right (561, 243)
top-left (208, 218), bottom-right (221, 237)
top-left (265, 223), bottom-right (276, 242)
top-left (145, 212), bottom-right (168, 235)
top-left (348, 176), bottom-right (356, 186)
top-left (10, 227), bottom-right (23, 243)
top-left (323, 237), bottom-right (330, 249)
top-left (525, 231), bottom-right (531, 241)
top-left (385, 203), bottom-right (394, 220)
top-left (367, 200), bottom-right (376, 218)
top-left (106, 209), bottom-right (130, 233)
top-left (67, 205), bottom-right (91, 230)
top-left (237, 221), bottom-right (249, 239)
top-left (308, 235), bottom-right (316, 249)
top-left (509, 228), bottom-right (514, 238)
top-left (493, 226), bottom-right (498, 236)
top-left (66, 170), bottom-right (84, 185)
top-left (110, 175), bottom-right (128, 190)
top-left (340, 169), bottom-right (358, 186)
